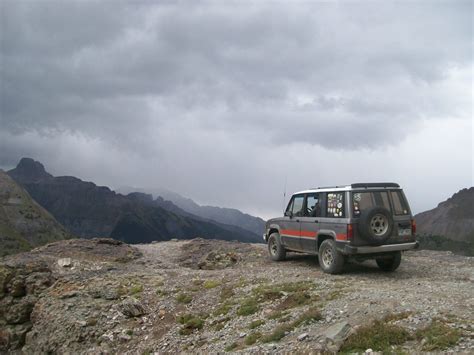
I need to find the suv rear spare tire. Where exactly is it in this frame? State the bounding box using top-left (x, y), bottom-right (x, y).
top-left (358, 206), bottom-right (394, 245)
top-left (318, 239), bottom-right (345, 274)
top-left (268, 233), bottom-right (286, 261)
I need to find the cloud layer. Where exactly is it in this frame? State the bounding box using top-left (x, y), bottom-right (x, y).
top-left (1, 1), bottom-right (472, 218)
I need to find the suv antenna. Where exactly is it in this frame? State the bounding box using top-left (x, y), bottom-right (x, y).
top-left (282, 175), bottom-right (287, 212)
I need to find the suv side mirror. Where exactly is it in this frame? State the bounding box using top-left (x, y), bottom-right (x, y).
top-left (284, 211), bottom-right (293, 218)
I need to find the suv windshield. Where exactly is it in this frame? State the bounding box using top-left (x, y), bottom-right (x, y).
top-left (352, 190), bottom-right (409, 217)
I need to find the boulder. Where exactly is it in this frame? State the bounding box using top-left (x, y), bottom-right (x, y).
top-left (5, 296), bottom-right (35, 324)
top-left (7, 277), bottom-right (26, 297)
top-left (57, 258), bottom-right (72, 268)
top-left (119, 299), bottom-right (146, 318)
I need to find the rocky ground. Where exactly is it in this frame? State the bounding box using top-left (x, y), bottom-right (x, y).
top-left (1, 238), bottom-right (473, 354)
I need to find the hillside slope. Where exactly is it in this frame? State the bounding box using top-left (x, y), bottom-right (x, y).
top-left (0, 170), bottom-right (68, 256)
top-left (414, 187), bottom-right (474, 255)
top-left (7, 158), bottom-right (261, 244)
top-left (415, 187), bottom-right (474, 242)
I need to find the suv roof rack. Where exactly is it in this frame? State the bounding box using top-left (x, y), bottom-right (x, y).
top-left (351, 182), bottom-right (400, 188)
top-left (313, 185), bottom-right (350, 189)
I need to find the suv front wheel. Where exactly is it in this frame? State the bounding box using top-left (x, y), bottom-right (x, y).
top-left (376, 251), bottom-right (402, 272)
top-left (268, 233), bottom-right (286, 261)
top-left (318, 239), bottom-right (345, 274)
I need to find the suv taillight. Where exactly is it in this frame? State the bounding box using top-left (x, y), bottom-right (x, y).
top-left (347, 224), bottom-right (354, 241)
top-left (411, 219), bottom-right (416, 235)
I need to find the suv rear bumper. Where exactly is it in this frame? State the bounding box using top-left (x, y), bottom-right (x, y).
top-left (342, 241), bottom-right (419, 255)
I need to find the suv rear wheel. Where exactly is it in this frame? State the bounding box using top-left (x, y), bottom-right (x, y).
top-left (268, 233), bottom-right (286, 261)
top-left (376, 251), bottom-right (402, 272)
top-left (318, 239), bottom-right (345, 274)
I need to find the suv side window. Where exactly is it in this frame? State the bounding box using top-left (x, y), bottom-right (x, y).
top-left (305, 193), bottom-right (321, 217)
top-left (326, 192), bottom-right (345, 218)
top-left (289, 195), bottom-right (305, 217)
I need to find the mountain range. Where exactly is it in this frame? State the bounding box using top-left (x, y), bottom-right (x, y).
top-left (3, 157), bottom-right (473, 257)
top-left (0, 170), bottom-right (69, 256)
top-left (116, 186), bottom-right (266, 237)
top-left (7, 158), bottom-right (262, 246)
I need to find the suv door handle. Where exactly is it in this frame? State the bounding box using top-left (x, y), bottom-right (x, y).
top-left (314, 220), bottom-right (319, 223)
top-left (296, 219), bottom-right (300, 222)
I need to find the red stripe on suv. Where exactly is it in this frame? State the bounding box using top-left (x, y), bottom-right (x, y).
top-left (336, 233), bottom-right (348, 241)
top-left (281, 229), bottom-right (317, 238)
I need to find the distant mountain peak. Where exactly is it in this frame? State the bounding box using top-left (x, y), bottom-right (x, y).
top-left (9, 157), bottom-right (52, 183)
top-left (415, 186), bottom-right (474, 243)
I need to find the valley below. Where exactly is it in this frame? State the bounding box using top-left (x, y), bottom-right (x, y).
top-left (1, 238), bottom-right (473, 354)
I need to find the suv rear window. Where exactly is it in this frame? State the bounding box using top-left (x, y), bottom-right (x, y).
top-left (352, 191), bottom-right (391, 217)
top-left (390, 190), bottom-right (410, 215)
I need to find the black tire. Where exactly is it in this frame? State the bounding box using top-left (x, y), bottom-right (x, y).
top-left (318, 239), bottom-right (345, 274)
top-left (268, 233), bottom-right (286, 261)
top-left (358, 206), bottom-right (394, 245)
top-left (376, 251), bottom-right (402, 272)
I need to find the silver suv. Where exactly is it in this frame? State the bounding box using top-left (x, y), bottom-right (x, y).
top-left (264, 183), bottom-right (418, 274)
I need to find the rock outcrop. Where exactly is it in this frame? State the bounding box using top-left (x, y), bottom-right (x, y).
top-left (0, 238), bottom-right (141, 351)
top-left (415, 187), bottom-right (474, 255)
top-left (1, 238), bottom-right (472, 353)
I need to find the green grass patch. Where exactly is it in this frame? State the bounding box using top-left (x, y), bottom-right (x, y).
top-left (213, 302), bottom-right (233, 316)
top-left (235, 281), bottom-right (316, 319)
top-left (210, 316), bottom-right (231, 331)
top-left (260, 308), bottom-right (321, 343)
top-left (326, 289), bottom-right (345, 301)
top-left (224, 342), bottom-right (238, 352)
top-left (176, 293), bottom-right (193, 304)
top-left (118, 281), bottom-right (143, 296)
top-left (249, 319), bottom-right (265, 329)
top-left (292, 307), bottom-right (323, 328)
top-left (415, 321), bottom-right (461, 351)
top-left (261, 324), bottom-right (292, 343)
top-left (383, 311), bottom-right (413, 323)
top-left (340, 320), bottom-right (411, 353)
top-left (220, 286), bottom-right (235, 300)
top-left (129, 284), bottom-right (143, 295)
top-left (244, 332), bottom-right (262, 345)
top-left (203, 280), bottom-right (221, 289)
top-left (156, 288), bottom-right (170, 296)
top-left (275, 291), bottom-right (314, 311)
top-left (237, 297), bottom-right (259, 316)
top-left (267, 310), bottom-right (288, 320)
top-left (177, 314), bottom-right (205, 335)
top-left (252, 281), bottom-right (315, 301)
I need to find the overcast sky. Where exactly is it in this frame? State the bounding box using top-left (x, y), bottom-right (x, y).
top-left (1, 1), bottom-right (472, 219)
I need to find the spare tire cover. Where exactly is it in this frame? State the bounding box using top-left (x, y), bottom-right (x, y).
top-left (358, 206), bottom-right (394, 245)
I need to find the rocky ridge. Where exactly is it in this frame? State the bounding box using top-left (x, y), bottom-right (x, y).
top-left (7, 158), bottom-right (262, 244)
top-left (117, 186), bottom-right (266, 237)
top-left (415, 187), bottom-right (474, 243)
top-left (0, 170), bottom-right (69, 256)
top-left (0, 238), bottom-right (472, 353)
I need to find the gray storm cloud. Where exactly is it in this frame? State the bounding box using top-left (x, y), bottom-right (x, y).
top-left (0, 0), bottom-right (472, 218)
